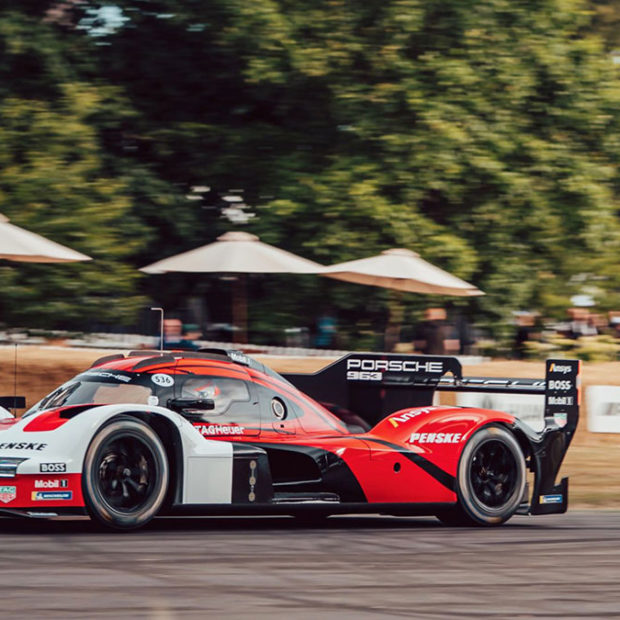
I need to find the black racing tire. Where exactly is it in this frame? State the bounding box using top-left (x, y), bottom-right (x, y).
top-left (435, 506), bottom-right (472, 527)
top-left (82, 416), bottom-right (169, 531)
top-left (437, 425), bottom-right (526, 527)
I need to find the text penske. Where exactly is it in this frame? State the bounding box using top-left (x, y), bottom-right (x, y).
top-left (0, 442), bottom-right (46, 451)
top-left (408, 432), bottom-right (462, 444)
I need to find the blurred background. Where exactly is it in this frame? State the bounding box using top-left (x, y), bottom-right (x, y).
top-left (2, 0), bottom-right (620, 359)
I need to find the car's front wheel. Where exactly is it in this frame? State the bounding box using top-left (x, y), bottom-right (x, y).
top-left (82, 416), bottom-right (169, 530)
top-left (437, 425), bottom-right (526, 526)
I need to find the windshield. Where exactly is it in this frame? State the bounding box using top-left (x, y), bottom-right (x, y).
top-left (24, 369), bottom-right (166, 417)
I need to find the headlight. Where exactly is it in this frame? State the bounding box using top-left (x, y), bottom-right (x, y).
top-left (0, 458), bottom-right (27, 478)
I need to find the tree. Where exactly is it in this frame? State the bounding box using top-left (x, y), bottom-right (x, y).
top-left (588, 0), bottom-right (620, 50)
top-left (0, 9), bottom-right (150, 328)
top-left (6, 1), bottom-right (620, 344)
top-left (83, 0), bottom-right (620, 337)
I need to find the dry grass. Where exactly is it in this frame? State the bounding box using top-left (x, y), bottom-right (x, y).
top-left (1, 346), bottom-right (618, 508)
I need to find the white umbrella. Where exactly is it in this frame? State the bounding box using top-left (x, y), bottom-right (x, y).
top-left (321, 248), bottom-right (483, 297)
top-left (141, 231), bottom-right (322, 274)
top-left (0, 214), bottom-right (91, 263)
top-left (140, 231), bottom-right (324, 342)
top-left (322, 248), bottom-right (482, 351)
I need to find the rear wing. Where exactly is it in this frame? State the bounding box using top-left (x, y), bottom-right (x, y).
top-left (282, 354), bottom-right (580, 437)
top-left (0, 397), bottom-right (25, 410)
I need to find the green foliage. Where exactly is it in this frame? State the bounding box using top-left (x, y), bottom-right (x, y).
top-left (588, 1), bottom-right (620, 49)
top-left (0, 85), bottom-right (147, 326)
top-left (0, 11), bottom-right (150, 327)
top-left (2, 1), bottom-right (620, 343)
top-left (524, 334), bottom-right (620, 361)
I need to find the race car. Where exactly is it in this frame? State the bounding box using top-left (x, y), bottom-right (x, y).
top-left (0, 350), bottom-right (580, 530)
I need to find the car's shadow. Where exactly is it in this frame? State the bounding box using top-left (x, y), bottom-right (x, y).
top-left (0, 512), bottom-right (538, 535)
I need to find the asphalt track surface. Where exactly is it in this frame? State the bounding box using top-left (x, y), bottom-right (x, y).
top-left (0, 512), bottom-right (619, 619)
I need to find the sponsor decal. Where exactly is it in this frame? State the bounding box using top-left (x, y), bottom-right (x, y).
top-left (0, 486), bottom-right (16, 503)
top-left (548, 380), bottom-right (573, 391)
top-left (0, 442), bottom-right (46, 451)
top-left (34, 479), bottom-right (68, 489)
top-left (549, 364), bottom-right (573, 375)
top-left (547, 396), bottom-right (574, 406)
top-left (40, 463), bottom-right (66, 473)
top-left (151, 373), bottom-right (174, 387)
top-left (388, 408), bottom-right (434, 428)
top-left (540, 494), bottom-right (563, 504)
top-left (196, 424), bottom-right (245, 436)
top-left (347, 358), bottom-right (444, 374)
top-left (84, 371), bottom-right (131, 383)
top-left (229, 351), bottom-right (249, 365)
top-left (31, 491), bottom-right (73, 501)
top-left (408, 432), bottom-right (462, 444)
top-left (347, 370), bottom-right (382, 381)
top-left (553, 412), bottom-right (568, 428)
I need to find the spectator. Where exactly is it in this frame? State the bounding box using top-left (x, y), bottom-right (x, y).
top-left (413, 308), bottom-right (449, 355)
top-left (609, 312), bottom-right (620, 339)
top-left (514, 312), bottom-right (539, 359)
top-left (566, 308), bottom-right (597, 339)
top-left (455, 313), bottom-right (476, 355)
top-left (159, 319), bottom-right (200, 351)
top-left (315, 310), bottom-right (337, 349)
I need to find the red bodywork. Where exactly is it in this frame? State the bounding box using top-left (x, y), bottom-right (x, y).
top-left (0, 351), bottom-right (579, 521)
top-left (80, 354), bottom-right (517, 506)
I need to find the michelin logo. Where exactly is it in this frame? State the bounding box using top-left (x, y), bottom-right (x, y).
top-left (540, 494), bottom-right (563, 504)
top-left (32, 491), bottom-right (72, 501)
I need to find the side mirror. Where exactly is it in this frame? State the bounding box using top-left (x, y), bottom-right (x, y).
top-left (167, 398), bottom-right (215, 414)
top-left (0, 406), bottom-right (14, 420)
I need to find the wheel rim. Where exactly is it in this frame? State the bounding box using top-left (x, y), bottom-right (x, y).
top-left (469, 439), bottom-right (518, 509)
top-left (96, 436), bottom-right (158, 513)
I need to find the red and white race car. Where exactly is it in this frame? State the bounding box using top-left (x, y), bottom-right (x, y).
top-left (0, 350), bottom-right (579, 529)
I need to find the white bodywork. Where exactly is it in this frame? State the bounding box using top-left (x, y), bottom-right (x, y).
top-left (0, 405), bottom-right (234, 505)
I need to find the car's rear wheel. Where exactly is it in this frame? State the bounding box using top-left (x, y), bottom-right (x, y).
top-left (82, 416), bottom-right (169, 530)
top-left (437, 425), bottom-right (526, 526)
